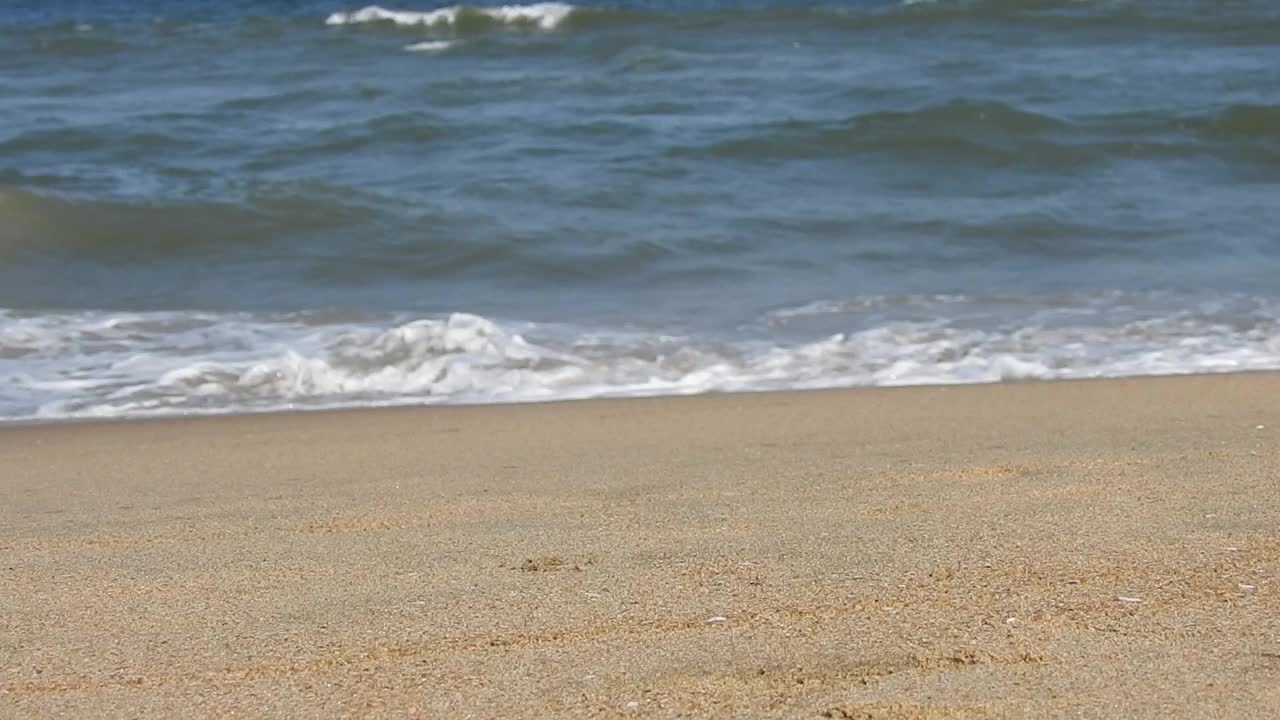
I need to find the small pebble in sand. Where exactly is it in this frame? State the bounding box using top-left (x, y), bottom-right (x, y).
top-left (1117, 596), bottom-right (1144, 604)
top-left (706, 616), bottom-right (728, 623)
top-left (625, 701), bottom-right (640, 709)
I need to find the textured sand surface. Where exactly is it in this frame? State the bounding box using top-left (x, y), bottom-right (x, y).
top-left (2, 375), bottom-right (1279, 718)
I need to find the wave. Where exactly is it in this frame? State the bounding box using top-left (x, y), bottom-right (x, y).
top-left (405, 39), bottom-right (457, 52)
top-left (0, 187), bottom-right (381, 261)
top-left (1201, 103), bottom-right (1280, 140)
top-left (4, 294), bottom-right (1279, 420)
top-left (887, 0), bottom-right (1280, 37)
top-left (11, 24), bottom-right (133, 56)
top-left (7, 1), bottom-right (1279, 41)
top-left (326, 4), bottom-right (576, 31)
top-left (317, 0), bottom-right (1280, 38)
top-left (852, 100), bottom-right (1067, 135)
top-left (671, 99), bottom-right (1280, 167)
top-left (675, 100), bottom-right (1077, 166)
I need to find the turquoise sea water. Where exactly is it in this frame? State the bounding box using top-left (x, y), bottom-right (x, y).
top-left (2, 0), bottom-right (1279, 418)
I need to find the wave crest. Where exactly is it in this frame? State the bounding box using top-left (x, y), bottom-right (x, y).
top-left (326, 4), bottom-right (576, 31)
top-left (682, 99), bottom-right (1070, 164)
top-left (6, 295), bottom-right (1280, 420)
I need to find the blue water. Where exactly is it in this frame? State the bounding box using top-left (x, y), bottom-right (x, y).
top-left (2, 0), bottom-right (1279, 419)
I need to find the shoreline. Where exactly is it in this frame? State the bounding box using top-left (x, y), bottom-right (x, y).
top-left (4, 372), bottom-right (1278, 718)
top-left (5, 367), bottom-right (1280, 431)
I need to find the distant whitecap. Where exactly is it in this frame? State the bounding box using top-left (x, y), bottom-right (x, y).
top-left (405, 40), bottom-right (456, 52)
top-left (326, 3), bottom-right (576, 30)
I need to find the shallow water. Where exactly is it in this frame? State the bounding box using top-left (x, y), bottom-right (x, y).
top-left (3, 0), bottom-right (1279, 419)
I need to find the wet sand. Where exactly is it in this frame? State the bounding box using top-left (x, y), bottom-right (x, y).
top-left (2, 374), bottom-right (1279, 718)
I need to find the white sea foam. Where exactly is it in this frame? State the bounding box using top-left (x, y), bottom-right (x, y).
top-left (405, 40), bottom-right (456, 52)
top-left (326, 4), bottom-right (576, 30)
top-left (3, 295), bottom-right (1278, 420)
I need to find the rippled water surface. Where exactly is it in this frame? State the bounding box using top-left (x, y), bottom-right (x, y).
top-left (2, 0), bottom-right (1279, 418)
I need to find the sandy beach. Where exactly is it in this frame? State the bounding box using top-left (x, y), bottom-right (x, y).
top-left (2, 374), bottom-right (1278, 718)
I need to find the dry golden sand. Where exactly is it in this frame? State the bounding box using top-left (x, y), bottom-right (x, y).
top-left (2, 374), bottom-right (1279, 719)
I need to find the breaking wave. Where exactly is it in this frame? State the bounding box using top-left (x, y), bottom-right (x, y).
top-left (4, 293), bottom-right (1279, 420)
top-left (326, 4), bottom-right (577, 31)
top-left (318, 1), bottom-right (1280, 38)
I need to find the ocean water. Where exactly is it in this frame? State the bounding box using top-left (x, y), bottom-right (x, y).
top-left (2, 0), bottom-right (1279, 420)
